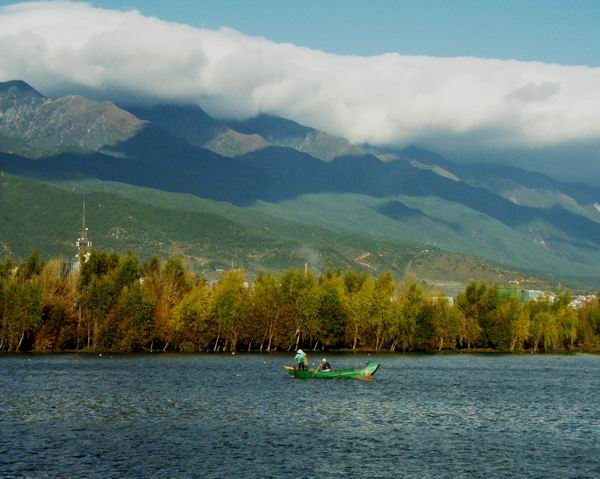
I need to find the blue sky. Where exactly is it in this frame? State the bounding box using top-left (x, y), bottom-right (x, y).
top-left (22, 0), bottom-right (600, 66)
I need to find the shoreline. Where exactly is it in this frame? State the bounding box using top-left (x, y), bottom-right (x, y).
top-left (1, 348), bottom-right (598, 355)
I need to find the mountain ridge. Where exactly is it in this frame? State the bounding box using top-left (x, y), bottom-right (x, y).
top-left (1, 80), bottom-right (600, 285)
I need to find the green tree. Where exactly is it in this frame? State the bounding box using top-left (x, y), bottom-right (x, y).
top-left (211, 270), bottom-right (248, 352)
top-left (2, 277), bottom-right (43, 351)
top-left (389, 281), bottom-right (425, 352)
top-left (429, 296), bottom-right (462, 351)
top-left (115, 282), bottom-right (153, 352)
top-left (79, 250), bottom-right (114, 289)
top-left (578, 296), bottom-right (600, 349)
top-left (144, 257), bottom-right (192, 351)
top-left (315, 274), bottom-right (348, 349)
top-left (16, 250), bottom-right (43, 282)
top-left (37, 259), bottom-right (78, 351)
top-left (508, 303), bottom-right (531, 352)
top-left (112, 252), bottom-right (141, 292)
top-left (532, 311), bottom-right (560, 351)
top-left (279, 269), bottom-right (319, 351)
top-left (80, 276), bottom-right (114, 349)
top-left (457, 282), bottom-right (499, 348)
top-left (493, 297), bottom-right (523, 351)
top-left (371, 272), bottom-right (395, 351)
top-left (250, 272), bottom-right (285, 352)
top-left (174, 281), bottom-right (213, 351)
top-left (345, 275), bottom-right (374, 351)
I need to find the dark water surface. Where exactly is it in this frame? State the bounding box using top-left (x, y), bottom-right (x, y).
top-left (1, 353), bottom-right (599, 478)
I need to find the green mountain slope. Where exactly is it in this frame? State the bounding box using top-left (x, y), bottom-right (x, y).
top-left (0, 173), bottom-right (447, 278)
top-left (0, 175), bottom-right (523, 291)
top-left (250, 192), bottom-right (600, 280)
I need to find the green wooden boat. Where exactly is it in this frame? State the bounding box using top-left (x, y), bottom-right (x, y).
top-left (283, 361), bottom-right (380, 380)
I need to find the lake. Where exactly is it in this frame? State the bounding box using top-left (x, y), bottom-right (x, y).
top-left (1, 353), bottom-right (599, 478)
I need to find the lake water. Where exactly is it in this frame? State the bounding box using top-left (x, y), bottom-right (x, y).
top-left (1, 353), bottom-right (599, 478)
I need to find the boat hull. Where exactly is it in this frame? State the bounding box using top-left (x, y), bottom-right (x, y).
top-left (283, 361), bottom-right (380, 380)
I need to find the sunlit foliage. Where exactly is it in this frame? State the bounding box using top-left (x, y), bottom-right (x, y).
top-left (0, 251), bottom-right (598, 353)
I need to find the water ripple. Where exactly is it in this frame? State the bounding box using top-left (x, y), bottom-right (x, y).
top-left (1, 353), bottom-right (599, 478)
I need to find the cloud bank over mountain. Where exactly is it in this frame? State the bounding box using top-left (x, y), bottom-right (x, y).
top-left (1, 1), bottom-right (600, 180)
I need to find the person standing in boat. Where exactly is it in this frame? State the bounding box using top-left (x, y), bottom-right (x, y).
top-left (319, 358), bottom-right (332, 371)
top-left (294, 349), bottom-right (308, 371)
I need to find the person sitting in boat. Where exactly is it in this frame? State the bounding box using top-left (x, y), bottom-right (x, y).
top-left (319, 358), bottom-right (332, 371)
top-left (294, 349), bottom-right (307, 371)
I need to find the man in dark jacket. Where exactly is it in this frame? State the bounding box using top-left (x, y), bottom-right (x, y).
top-left (319, 358), bottom-right (332, 371)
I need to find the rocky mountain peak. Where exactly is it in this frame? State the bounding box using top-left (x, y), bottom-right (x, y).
top-left (0, 80), bottom-right (46, 112)
top-left (0, 80), bottom-right (45, 97)
top-left (0, 81), bottom-right (144, 156)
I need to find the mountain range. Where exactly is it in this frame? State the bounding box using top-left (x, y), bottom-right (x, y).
top-left (1, 79), bottom-right (600, 288)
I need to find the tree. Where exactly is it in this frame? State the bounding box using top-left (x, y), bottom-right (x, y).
top-left (371, 272), bottom-right (395, 351)
top-left (16, 250), bottom-right (43, 282)
top-left (211, 270), bottom-right (248, 352)
top-left (493, 297), bottom-right (523, 351)
top-left (37, 259), bottom-right (78, 351)
top-left (532, 311), bottom-right (560, 351)
top-left (389, 281), bottom-right (425, 352)
top-left (429, 296), bottom-right (462, 351)
top-left (508, 305), bottom-right (530, 352)
top-left (144, 257), bottom-right (192, 351)
top-left (174, 281), bottom-right (213, 351)
top-left (345, 275), bottom-right (375, 351)
top-left (315, 274), bottom-right (348, 349)
top-left (250, 272), bottom-right (285, 352)
top-left (79, 250), bottom-right (113, 289)
top-left (578, 297), bottom-right (600, 349)
top-left (112, 252), bottom-right (140, 292)
top-left (80, 276), bottom-right (114, 349)
top-left (1, 247), bottom-right (597, 354)
top-left (457, 282), bottom-right (499, 348)
top-left (551, 291), bottom-right (576, 349)
top-left (114, 282), bottom-right (153, 352)
top-left (279, 269), bottom-right (318, 351)
top-left (2, 276), bottom-right (43, 351)
top-left (0, 258), bottom-right (13, 279)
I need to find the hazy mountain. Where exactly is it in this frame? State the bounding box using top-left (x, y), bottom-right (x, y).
top-left (123, 104), bottom-right (225, 147)
top-left (126, 103), bottom-right (366, 161)
top-left (396, 145), bottom-right (600, 224)
top-left (452, 163), bottom-right (600, 223)
top-left (126, 104), bottom-right (271, 157)
top-left (226, 114), bottom-right (366, 161)
top-left (204, 129), bottom-right (270, 157)
top-left (0, 127), bottom-right (268, 205)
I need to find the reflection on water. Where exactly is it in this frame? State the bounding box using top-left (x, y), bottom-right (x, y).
top-left (1, 354), bottom-right (599, 478)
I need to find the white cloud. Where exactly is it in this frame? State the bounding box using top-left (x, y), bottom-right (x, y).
top-left (2, 1), bottom-right (600, 154)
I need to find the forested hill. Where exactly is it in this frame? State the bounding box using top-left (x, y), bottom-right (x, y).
top-left (1, 251), bottom-right (598, 353)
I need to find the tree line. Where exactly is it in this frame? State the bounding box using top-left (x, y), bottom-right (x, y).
top-left (0, 250), bottom-right (599, 353)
